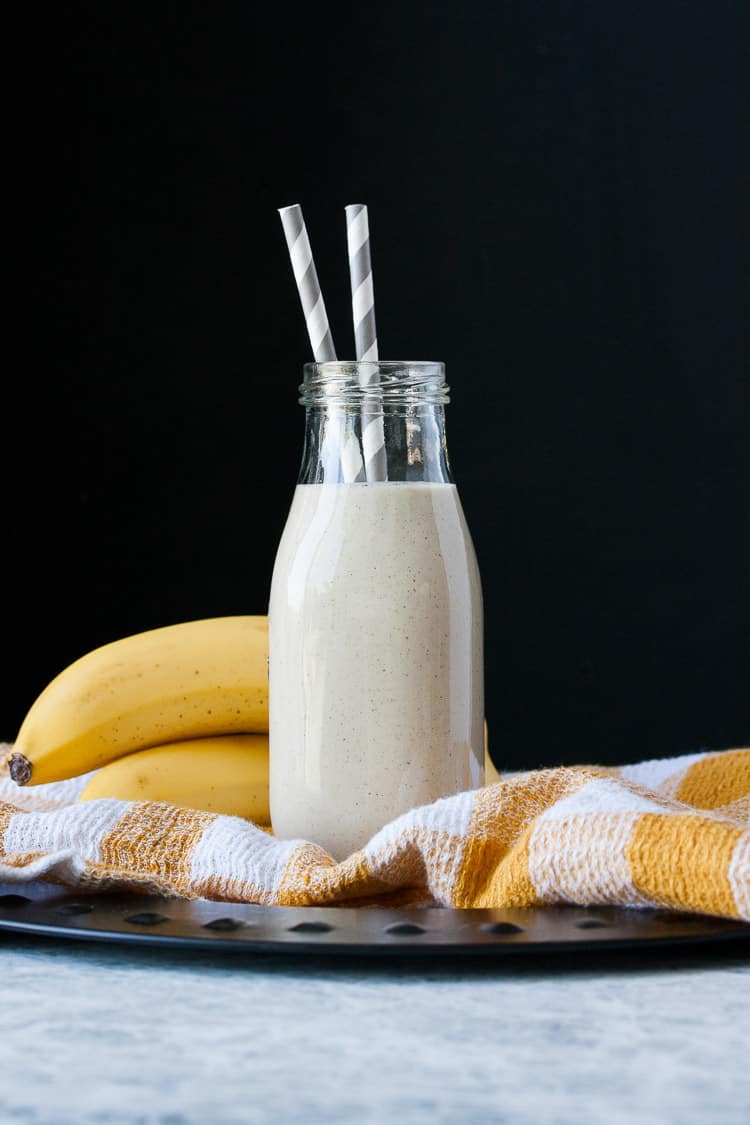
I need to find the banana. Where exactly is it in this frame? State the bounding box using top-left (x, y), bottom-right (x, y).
top-left (483, 718), bottom-right (500, 785)
top-left (78, 734), bottom-right (270, 822)
top-left (6, 616), bottom-right (269, 786)
top-left (81, 729), bottom-right (491, 823)
top-left (80, 725), bottom-right (492, 824)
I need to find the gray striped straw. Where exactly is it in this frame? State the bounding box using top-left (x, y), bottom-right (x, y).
top-left (345, 203), bottom-right (387, 482)
top-left (278, 204), bottom-right (336, 363)
top-left (278, 204), bottom-right (362, 482)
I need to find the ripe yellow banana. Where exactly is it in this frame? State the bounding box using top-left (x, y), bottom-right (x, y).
top-left (80, 729), bottom-right (491, 824)
top-left (7, 616), bottom-right (269, 786)
top-left (78, 734), bottom-right (270, 823)
top-left (484, 719), bottom-right (500, 784)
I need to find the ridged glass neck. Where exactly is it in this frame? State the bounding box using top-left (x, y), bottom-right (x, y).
top-left (300, 361), bottom-right (449, 408)
top-left (297, 361), bottom-right (452, 485)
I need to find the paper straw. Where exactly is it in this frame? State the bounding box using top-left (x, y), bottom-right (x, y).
top-left (278, 204), bottom-right (336, 363)
top-left (278, 204), bottom-right (362, 482)
top-left (345, 203), bottom-right (387, 482)
top-left (345, 203), bottom-right (379, 361)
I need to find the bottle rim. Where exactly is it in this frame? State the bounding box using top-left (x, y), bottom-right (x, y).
top-left (304, 360), bottom-right (444, 376)
top-left (300, 361), bottom-right (449, 406)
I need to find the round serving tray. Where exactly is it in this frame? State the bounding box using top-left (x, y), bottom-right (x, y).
top-left (1, 882), bottom-right (749, 957)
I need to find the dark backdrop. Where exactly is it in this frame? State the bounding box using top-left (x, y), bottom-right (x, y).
top-left (5, 3), bottom-right (749, 771)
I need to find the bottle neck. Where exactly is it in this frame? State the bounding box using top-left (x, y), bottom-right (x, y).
top-left (297, 361), bottom-right (453, 485)
top-left (298, 402), bottom-right (452, 484)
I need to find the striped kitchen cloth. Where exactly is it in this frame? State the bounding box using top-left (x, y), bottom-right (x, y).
top-left (1, 744), bottom-right (748, 918)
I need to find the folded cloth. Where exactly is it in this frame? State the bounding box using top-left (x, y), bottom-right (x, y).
top-left (1, 744), bottom-right (748, 917)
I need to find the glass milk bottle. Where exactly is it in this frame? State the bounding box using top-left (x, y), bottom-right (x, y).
top-left (268, 361), bottom-right (484, 860)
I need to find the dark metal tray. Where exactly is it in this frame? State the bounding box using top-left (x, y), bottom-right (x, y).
top-left (1, 882), bottom-right (749, 957)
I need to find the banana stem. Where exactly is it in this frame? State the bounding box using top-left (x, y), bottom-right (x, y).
top-left (8, 753), bottom-right (32, 785)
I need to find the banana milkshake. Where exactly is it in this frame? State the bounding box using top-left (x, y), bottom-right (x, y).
top-left (269, 479), bottom-right (484, 860)
top-left (273, 208), bottom-right (486, 860)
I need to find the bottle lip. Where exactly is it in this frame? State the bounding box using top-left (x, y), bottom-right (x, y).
top-left (300, 361), bottom-right (449, 406)
top-left (303, 360), bottom-right (445, 378)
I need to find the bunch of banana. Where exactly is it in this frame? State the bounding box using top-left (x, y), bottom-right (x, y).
top-left (4, 612), bottom-right (498, 822)
top-left (4, 615), bottom-right (271, 819)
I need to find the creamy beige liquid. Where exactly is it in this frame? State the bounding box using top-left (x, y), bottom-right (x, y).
top-left (268, 482), bottom-right (484, 860)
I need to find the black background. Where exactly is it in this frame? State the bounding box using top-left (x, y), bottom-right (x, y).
top-left (5, 3), bottom-right (749, 771)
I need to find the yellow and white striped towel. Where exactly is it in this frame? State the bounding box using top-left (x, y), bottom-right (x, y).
top-left (1, 744), bottom-right (748, 918)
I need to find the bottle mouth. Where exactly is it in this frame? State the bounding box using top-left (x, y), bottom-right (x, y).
top-left (300, 361), bottom-right (449, 406)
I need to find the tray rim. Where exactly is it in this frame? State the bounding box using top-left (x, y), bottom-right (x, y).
top-left (2, 917), bottom-right (750, 959)
top-left (2, 884), bottom-right (749, 958)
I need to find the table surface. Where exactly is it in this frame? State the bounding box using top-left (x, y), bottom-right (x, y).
top-left (1, 920), bottom-right (748, 1125)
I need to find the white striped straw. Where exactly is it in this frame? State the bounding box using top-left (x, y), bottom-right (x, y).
top-left (345, 203), bottom-right (378, 362)
top-left (278, 204), bottom-right (362, 482)
top-left (345, 203), bottom-right (387, 482)
top-left (278, 204), bottom-right (336, 363)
